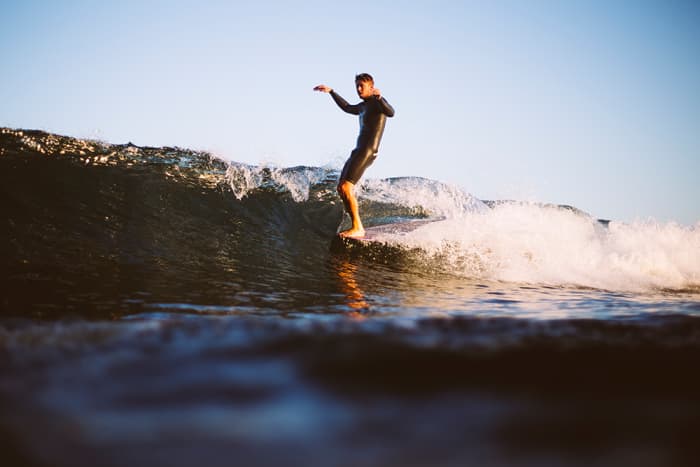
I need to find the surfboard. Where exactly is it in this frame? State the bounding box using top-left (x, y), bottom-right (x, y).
top-left (330, 218), bottom-right (441, 263)
top-left (336, 219), bottom-right (438, 246)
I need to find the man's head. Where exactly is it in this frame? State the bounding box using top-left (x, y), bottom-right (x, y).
top-left (355, 73), bottom-right (375, 99)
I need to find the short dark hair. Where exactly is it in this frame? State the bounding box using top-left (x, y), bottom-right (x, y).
top-left (355, 73), bottom-right (374, 84)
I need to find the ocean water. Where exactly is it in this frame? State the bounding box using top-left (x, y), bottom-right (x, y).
top-left (1, 128), bottom-right (699, 467)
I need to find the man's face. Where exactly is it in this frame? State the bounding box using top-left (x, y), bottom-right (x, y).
top-left (356, 80), bottom-right (374, 99)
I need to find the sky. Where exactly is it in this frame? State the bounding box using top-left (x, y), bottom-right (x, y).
top-left (1, 0), bottom-right (699, 224)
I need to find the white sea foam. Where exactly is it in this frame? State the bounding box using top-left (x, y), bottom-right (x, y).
top-left (226, 163), bottom-right (264, 199)
top-left (359, 177), bottom-right (488, 217)
top-left (225, 163), bottom-right (331, 202)
top-left (388, 203), bottom-right (700, 292)
top-left (269, 167), bottom-right (329, 202)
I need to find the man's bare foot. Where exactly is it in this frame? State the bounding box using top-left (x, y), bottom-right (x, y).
top-left (339, 228), bottom-right (365, 238)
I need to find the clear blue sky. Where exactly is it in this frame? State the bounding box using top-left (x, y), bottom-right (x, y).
top-left (2, 0), bottom-right (698, 224)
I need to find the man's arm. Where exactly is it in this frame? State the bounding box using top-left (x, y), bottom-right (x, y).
top-left (371, 88), bottom-right (395, 117)
top-left (375, 96), bottom-right (395, 117)
top-left (330, 90), bottom-right (362, 115)
top-left (313, 85), bottom-right (361, 115)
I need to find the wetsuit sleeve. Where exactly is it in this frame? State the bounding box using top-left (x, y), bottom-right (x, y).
top-left (375, 96), bottom-right (395, 117)
top-left (330, 90), bottom-right (361, 115)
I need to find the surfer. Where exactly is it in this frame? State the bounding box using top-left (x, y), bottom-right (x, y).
top-left (314, 73), bottom-right (395, 238)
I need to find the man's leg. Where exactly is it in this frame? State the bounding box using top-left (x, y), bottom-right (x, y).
top-left (337, 180), bottom-right (365, 238)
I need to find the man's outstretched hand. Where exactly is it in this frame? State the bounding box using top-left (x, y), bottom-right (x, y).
top-left (313, 85), bottom-right (332, 93)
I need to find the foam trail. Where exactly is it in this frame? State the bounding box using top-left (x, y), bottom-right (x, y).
top-left (395, 203), bottom-right (700, 292)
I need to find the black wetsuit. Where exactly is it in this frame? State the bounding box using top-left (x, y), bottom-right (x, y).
top-left (330, 90), bottom-right (395, 184)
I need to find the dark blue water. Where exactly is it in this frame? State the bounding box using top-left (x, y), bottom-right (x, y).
top-left (1, 128), bottom-right (699, 466)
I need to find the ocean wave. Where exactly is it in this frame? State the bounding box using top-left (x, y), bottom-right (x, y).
top-left (1, 127), bottom-right (698, 306)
